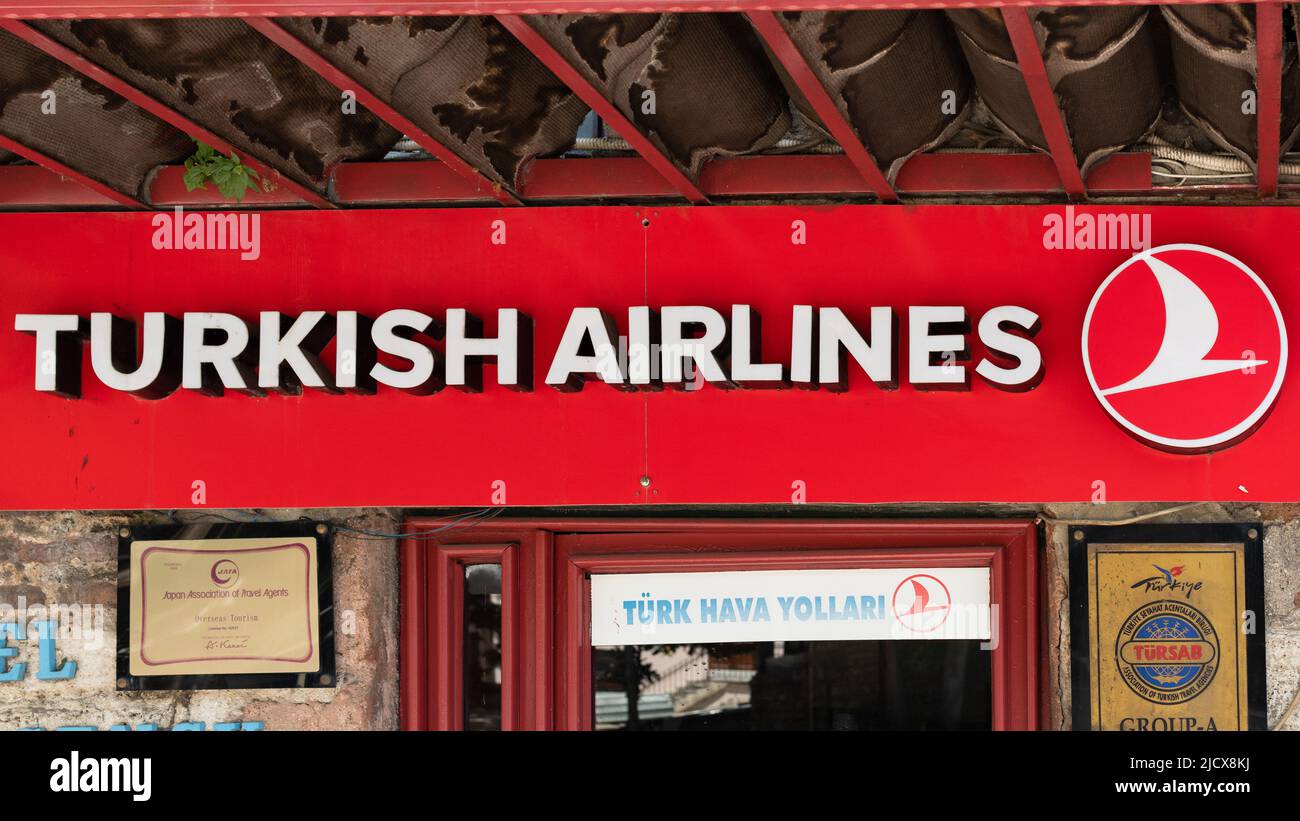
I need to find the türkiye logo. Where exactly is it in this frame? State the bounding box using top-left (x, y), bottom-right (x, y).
top-left (1083, 244), bottom-right (1288, 452)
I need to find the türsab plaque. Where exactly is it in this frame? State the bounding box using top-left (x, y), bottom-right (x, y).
top-left (1070, 524), bottom-right (1265, 731)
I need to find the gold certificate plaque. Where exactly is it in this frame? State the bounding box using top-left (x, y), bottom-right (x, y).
top-left (1079, 538), bottom-right (1254, 731)
top-left (128, 537), bottom-right (321, 676)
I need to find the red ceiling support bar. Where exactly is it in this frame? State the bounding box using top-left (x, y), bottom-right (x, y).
top-left (1256, 2), bottom-right (1283, 198)
top-left (495, 14), bottom-right (708, 205)
top-left (0, 131), bottom-right (143, 209)
top-left (0, 153), bottom-right (1158, 211)
top-left (1001, 7), bottom-right (1087, 201)
top-left (746, 11), bottom-right (897, 203)
top-left (0, 1), bottom-right (1274, 19)
top-left (245, 17), bottom-right (521, 207)
top-left (0, 19), bottom-right (334, 209)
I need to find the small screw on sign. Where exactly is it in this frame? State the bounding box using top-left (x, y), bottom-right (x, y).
top-left (639, 475), bottom-right (651, 488)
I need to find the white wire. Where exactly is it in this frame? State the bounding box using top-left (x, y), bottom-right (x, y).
top-left (1151, 169), bottom-right (1252, 181)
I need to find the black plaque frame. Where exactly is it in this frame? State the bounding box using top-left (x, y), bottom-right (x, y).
top-left (1069, 522), bottom-right (1266, 731)
top-left (117, 520), bottom-right (335, 691)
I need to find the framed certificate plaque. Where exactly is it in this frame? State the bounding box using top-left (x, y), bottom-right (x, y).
top-left (117, 521), bottom-right (335, 691)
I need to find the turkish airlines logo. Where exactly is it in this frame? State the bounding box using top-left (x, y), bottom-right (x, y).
top-left (1083, 244), bottom-right (1287, 452)
top-left (891, 574), bottom-right (952, 632)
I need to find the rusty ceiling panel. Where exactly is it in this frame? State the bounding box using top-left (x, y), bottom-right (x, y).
top-left (773, 11), bottom-right (972, 183)
top-left (947, 8), bottom-right (1162, 176)
top-left (1034, 7), bottom-right (1163, 175)
top-left (524, 13), bottom-right (790, 178)
top-left (275, 15), bottom-right (587, 192)
top-left (0, 28), bottom-right (192, 200)
top-left (946, 9), bottom-right (1048, 151)
top-left (30, 19), bottom-right (402, 192)
top-left (1162, 4), bottom-right (1300, 170)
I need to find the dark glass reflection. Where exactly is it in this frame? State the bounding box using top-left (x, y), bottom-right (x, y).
top-left (464, 564), bottom-right (502, 731)
top-left (593, 641), bottom-right (990, 730)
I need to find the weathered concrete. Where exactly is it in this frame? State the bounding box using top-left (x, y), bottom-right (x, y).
top-left (0, 509), bottom-right (399, 730)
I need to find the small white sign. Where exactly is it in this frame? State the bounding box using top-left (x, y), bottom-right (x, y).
top-left (590, 567), bottom-right (991, 646)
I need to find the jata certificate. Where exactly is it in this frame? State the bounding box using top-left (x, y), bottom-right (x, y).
top-left (128, 537), bottom-right (321, 676)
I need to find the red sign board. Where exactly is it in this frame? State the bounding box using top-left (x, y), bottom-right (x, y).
top-left (1, 204), bottom-right (1296, 509)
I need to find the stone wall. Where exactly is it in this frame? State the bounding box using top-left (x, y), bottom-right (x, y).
top-left (0, 504), bottom-right (1294, 731)
top-left (0, 509), bottom-right (399, 730)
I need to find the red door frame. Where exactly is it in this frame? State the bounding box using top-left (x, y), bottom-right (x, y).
top-left (400, 518), bottom-right (1040, 731)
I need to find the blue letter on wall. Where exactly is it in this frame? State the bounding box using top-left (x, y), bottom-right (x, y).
top-left (0, 622), bottom-right (26, 682)
top-left (34, 620), bottom-right (76, 680)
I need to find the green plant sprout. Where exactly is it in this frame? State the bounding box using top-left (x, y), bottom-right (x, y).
top-left (182, 140), bottom-right (271, 202)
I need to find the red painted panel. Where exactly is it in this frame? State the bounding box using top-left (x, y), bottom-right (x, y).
top-left (2, 204), bottom-right (1299, 509)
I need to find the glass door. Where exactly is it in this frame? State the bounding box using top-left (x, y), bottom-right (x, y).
top-left (402, 518), bottom-right (1039, 730)
top-left (593, 639), bottom-right (991, 731)
top-left (551, 522), bottom-right (1039, 731)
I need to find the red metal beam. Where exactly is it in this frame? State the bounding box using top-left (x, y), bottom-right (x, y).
top-left (332, 161), bottom-right (495, 204)
top-left (495, 14), bottom-right (708, 205)
top-left (746, 11), bottom-right (897, 203)
top-left (0, 153), bottom-right (1161, 210)
top-left (1256, 2), bottom-right (1282, 198)
top-left (524, 157), bottom-right (679, 199)
top-left (148, 165), bottom-right (313, 206)
top-left (0, 19), bottom-right (333, 209)
top-left (0, 1), bottom-right (1275, 20)
top-left (334, 154), bottom-right (1154, 203)
top-left (1001, 7), bottom-right (1087, 200)
top-left (899, 151), bottom-right (1150, 194)
top-left (244, 17), bottom-right (521, 207)
top-left (0, 132), bottom-right (144, 209)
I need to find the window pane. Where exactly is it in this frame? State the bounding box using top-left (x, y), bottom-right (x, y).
top-left (593, 640), bottom-right (990, 730)
top-left (463, 564), bottom-right (502, 731)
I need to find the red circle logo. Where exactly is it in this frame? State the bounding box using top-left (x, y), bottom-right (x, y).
top-left (1082, 244), bottom-right (1287, 452)
top-left (891, 574), bottom-right (952, 632)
